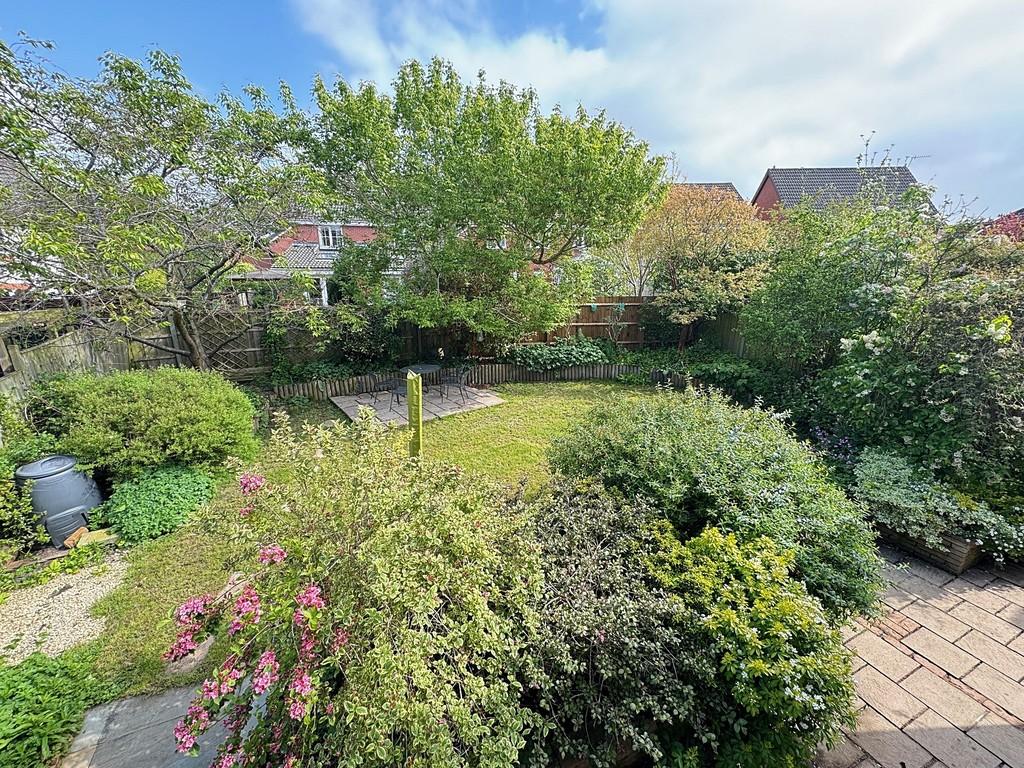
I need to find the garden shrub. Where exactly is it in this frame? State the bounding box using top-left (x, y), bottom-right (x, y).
top-left (854, 449), bottom-right (1023, 561)
top-left (501, 336), bottom-right (608, 371)
top-left (103, 466), bottom-right (215, 544)
top-left (0, 648), bottom-right (120, 768)
top-left (647, 527), bottom-right (856, 767)
top-left (170, 416), bottom-right (542, 768)
top-left (0, 395), bottom-right (53, 555)
top-left (524, 481), bottom-right (699, 767)
top-left (548, 389), bottom-right (882, 619)
top-left (26, 368), bottom-right (258, 478)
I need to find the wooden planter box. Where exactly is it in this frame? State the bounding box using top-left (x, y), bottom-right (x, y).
top-left (877, 524), bottom-right (983, 575)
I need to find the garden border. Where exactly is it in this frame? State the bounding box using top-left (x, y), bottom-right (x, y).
top-left (270, 363), bottom-right (693, 401)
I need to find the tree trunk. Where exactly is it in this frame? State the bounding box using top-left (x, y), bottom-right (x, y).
top-left (171, 307), bottom-right (209, 370)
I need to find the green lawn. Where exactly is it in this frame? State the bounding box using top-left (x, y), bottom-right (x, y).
top-left (424, 382), bottom-right (637, 486)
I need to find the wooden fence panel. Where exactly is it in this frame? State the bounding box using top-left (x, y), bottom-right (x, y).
top-left (269, 362), bottom-right (703, 401)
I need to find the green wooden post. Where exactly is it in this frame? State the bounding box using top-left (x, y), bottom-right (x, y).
top-left (407, 371), bottom-right (423, 458)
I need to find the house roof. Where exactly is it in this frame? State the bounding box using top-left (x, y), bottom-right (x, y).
top-left (237, 241), bottom-right (338, 280)
top-left (678, 182), bottom-right (744, 201)
top-left (754, 166), bottom-right (924, 209)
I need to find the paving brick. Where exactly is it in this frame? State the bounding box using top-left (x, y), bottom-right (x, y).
top-left (842, 622), bottom-right (865, 643)
top-left (950, 602), bottom-right (1022, 644)
top-left (902, 601), bottom-right (971, 642)
top-left (992, 579), bottom-right (1024, 608)
top-left (992, 563), bottom-right (1024, 588)
top-left (854, 666), bottom-right (927, 728)
top-left (849, 630), bottom-right (919, 681)
top-left (815, 736), bottom-right (867, 768)
top-left (946, 578), bottom-right (1011, 613)
top-left (962, 664), bottom-right (1024, 720)
top-left (960, 568), bottom-right (997, 587)
top-left (905, 558), bottom-right (956, 586)
top-left (956, 629), bottom-right (1024, 682)
top-left (967, 712), bottom-right (1024, 768)
top-left (998, 603), bottom-right (1024, 631)
top-left (893, 572), bottom-right (963, 610)
top-left (903, 628), bottom-right (979, 678)
top-left (881, 583), bottom-right (915, 610)
top-left (848, 706), bottom-right (931, 768)
top-left (900, 668), bottom-right (987, 730)
top-left (1010, 633), bottom-right (1024, 657)
top-left (904, 709), bottom-right (1001, 768)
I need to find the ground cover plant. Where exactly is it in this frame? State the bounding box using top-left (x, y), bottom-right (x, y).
top-left (0, 646), bottom-right (121, 768)
top-left (102, 466), bottom-right (215, 544)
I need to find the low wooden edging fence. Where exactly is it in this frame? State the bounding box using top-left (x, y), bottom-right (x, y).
top-left (271, 364), bottom-right (693, 401)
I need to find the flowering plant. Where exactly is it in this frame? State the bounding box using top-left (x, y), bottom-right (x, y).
top-left (170, 416), bottom-right (541, 767)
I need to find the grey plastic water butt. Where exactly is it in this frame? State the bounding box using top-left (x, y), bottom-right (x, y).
top-left (14, 455), bottom-right (102, 547)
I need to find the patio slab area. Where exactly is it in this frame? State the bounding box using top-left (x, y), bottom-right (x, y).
top-left (330, 386), bottom-right (504, 425)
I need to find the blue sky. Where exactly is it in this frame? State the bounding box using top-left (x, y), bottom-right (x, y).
top-left (5, 0), bottom-right (1024, 215)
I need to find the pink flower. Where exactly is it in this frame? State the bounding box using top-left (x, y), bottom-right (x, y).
top-left (174, 703), bottom-right (213, 754)
top-left (258, 544), bottom-right (287, 565)
top-left (239, 472), bottom-right (266, 495)
top-left (331, 628), bottom-right (351, 652)
top-left (288, 698), bottom-right (307, 720)
top-left (239, 504), bottom-right (254, 518)
top-left (299, 627), bottom-right (317, 662)
top-left (164, 629), bottom-right (199, 661)
top-left (295, 583), bottom-right (326, 610)
top-left (174, 595), bottom-right (213, 623)
top-left (173, 720), bottom-right (197, 753)
top-left (252, 650), bottom-right (280, 695)
top-left (228, 585), bottom-right (262, 635)
top-left (213, 745), bottom-right (244, 768)
top-left (290, 669), bottom-right (313, 697)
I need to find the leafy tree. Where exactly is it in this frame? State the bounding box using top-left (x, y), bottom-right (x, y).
top-left (303, 58), bottom-right (666, 344)
top-left (742, 184), bottom-right (1024, 496)
top-left (642, 185), bottom-right (768, 346)
top-left (0, 38), bottom-right (322, 369)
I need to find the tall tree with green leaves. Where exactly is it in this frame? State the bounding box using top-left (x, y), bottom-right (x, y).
top-left (303, 58), bottom-right (666, 345)
top-left (0, 38), bottom-right (322, 369)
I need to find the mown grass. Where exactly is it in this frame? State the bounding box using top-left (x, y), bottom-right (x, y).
top-left (425, 381), bottom-right (639, 487)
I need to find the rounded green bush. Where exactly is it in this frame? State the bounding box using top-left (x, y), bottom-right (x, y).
top-left (548, 388), bottom-right (882, 620)
top-left (649, 527), bottom-right (857, 767)
top-left (26, 368), bottom-right (258, 478)
top-left (104, 466), bottom-right (214, 543)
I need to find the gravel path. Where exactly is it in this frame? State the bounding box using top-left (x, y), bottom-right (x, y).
top-left (0, 553), bottom-right (128, 663)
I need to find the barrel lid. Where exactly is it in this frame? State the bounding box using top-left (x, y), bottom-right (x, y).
top-left (15, 455), bottom-right (78, 480)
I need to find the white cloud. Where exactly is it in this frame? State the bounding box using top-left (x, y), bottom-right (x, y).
top-left (292, 0), bottom-right (1024, 212)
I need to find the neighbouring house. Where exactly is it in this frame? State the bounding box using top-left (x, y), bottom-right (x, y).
top-left (988, 207), bottom-right (1024, 241)
top-left (751, 166), bottom-right (926, 218)
top-left (680, 181), bottom-right (745, 201)
top-left (234, 219), bottom-right (379, 306)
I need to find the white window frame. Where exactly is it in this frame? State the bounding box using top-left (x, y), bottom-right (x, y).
top-left (318, 225), bottom-right (342, 249)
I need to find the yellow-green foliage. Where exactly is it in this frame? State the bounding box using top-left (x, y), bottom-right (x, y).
top-left (26, 368), bottom-right (258, 478)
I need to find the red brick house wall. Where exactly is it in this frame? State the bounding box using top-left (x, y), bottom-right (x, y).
top-left (751, 176), bottom-right (781, 219)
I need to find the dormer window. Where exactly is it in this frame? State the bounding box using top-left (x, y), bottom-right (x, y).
top-left (318, 226), bottom-right (342, 249)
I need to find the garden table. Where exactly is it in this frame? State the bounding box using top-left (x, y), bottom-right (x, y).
top-left (400, 364), bottom-right (441, 376)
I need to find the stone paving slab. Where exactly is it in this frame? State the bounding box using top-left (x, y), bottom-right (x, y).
top-left (62, 687), bottom-right (223, 768)
top-left (818, 549), bottom-right (1024, 768)
top-left (330, 386), bottom-right (504, 425)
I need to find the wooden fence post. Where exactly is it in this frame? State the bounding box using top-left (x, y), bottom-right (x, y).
top-left (407, 372), bottom-right (423, 458)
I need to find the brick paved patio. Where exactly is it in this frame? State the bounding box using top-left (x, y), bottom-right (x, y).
top-left (817, 547), bottom-right (1024, 768)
